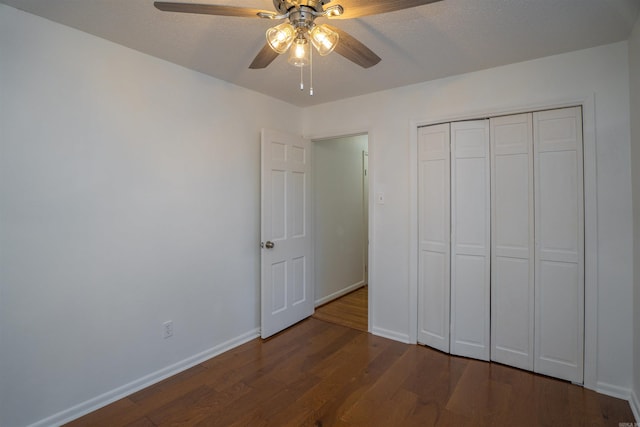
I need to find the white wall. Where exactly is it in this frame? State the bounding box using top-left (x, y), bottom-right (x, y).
top-left (0, 5), bottom-right (301, 427)
top-left (629, 13), bottom-right (640, 420)
top-left (303, 42), bottom-right (634, 395)
top-left (313, 135), bottom-right (368, 306)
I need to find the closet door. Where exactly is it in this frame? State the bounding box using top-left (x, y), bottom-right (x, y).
top-left (450, 121), bottom-right (490, 360)
top-left (417, 123), bottom-right (451, 352)
top-left (533, 107), bottom-right (584, 383)
top-left (490, 113), bottom-right (535, 371)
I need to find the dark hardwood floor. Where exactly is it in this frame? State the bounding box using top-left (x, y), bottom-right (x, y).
top-left (312, 286), bottom-right (368, 332)
top-left (66, 316), bottom-right (634, 426)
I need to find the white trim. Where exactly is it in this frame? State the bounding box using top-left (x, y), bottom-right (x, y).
top-left (409, 94), bottom-right (598, 388)
top-left (630, 388), bottom-right (640, 423)
top-left (367, 131), bottom-right (374, 333)
top-left (595, 382), bottom-right (633, 401)
top-left (314, 281), bottom-right (365, 307)
top-left (581, 95), bottom-right (598, 391)
top-left (372, 326), bottom-right (411, 344)
top-left (409, 119), bottom-right (419, 344)
top-left (29, 328), bottom-right (260, 427)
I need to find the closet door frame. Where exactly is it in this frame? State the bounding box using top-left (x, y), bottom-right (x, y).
top-left (409, 95), bottom-right (597, 390)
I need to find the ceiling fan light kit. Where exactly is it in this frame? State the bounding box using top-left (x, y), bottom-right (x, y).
top-left (270, 5), bottom-right (339, 68)
top-left (266, 22), bottom-right (295, 54)
top-left (153, 0), bottom-right (442, 94)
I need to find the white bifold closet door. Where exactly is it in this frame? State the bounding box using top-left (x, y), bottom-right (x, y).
top-left (533, 107), bottom-right (584, 383)
top-left (417, 123), bottom-right (451, 352)
top-left (417, 121), bottom-right (490, 358)
top-left (450, 120), bottom-right (490, 361)
top-left (490, 113), bottom-right (535, 371)
top-left (418, 107), bottom-right (583, 384)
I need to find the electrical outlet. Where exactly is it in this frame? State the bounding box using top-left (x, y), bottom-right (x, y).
top-left (163, 320), bottom-right (173, 339)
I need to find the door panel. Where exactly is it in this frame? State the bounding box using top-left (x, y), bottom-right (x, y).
top-left (533, 107), bottom-right (584, 383)
top-left (261, 129), bottom-right (313, 339)
top-left (450, 120), bottom-right (490, 360)
top-left (493, 257), bottom-right (532, 364)
top-left (490, 113), bottom-right (535, 371)
top-left (417, 123), bottom-right (451, 352)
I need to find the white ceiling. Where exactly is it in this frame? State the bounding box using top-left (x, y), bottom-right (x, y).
top-left (2, 0), bottom-right (639, 107)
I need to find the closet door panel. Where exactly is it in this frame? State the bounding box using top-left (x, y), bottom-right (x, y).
top-left (494, 154), bottom-right (530, 255)
top-left (490, 114), bottom-right (535, 371)
top-left (493, 257), bottom-right (532, 363)
top-left (450, 121), bottom-right (490, 360)
top-left (417, 123), bottom-right (451, 352)
top-left (534, 107), bottom-right (584, 383)
top-left (538, 262), bottom-right (580, 364)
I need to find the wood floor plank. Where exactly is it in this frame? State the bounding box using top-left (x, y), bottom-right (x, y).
top-left (65, 317), bottom-right (635, 427)
top-left (123, 417), bottom-right (156, 427)
top-left (341, 346), bottom-right (421, 424)
top-left (128, 365), bottom-right (209, 404)
top-left (312, 286), bottom-right (368, 332)
top-left (64, 397), bottom-right (136, 427)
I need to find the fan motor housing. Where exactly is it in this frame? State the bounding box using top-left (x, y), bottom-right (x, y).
top-left (273, 0), bottom-right (329, 14)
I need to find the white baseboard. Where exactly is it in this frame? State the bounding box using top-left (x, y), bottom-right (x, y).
top-left (371, 326), bottom-right (411, 344)
top-left (314, 281), bottom-right (364, 307)
top-left (595, 381), bottom-right (633, 401)
top-left (630, 388), bottom-right (640, 423)
top-left (29, 328), bottom-right (260, 427)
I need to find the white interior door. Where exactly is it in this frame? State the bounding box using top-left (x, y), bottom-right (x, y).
top-left (533, 107), bottom-right (584, 383)
top-left (490, 113), bottom-right (535, 371)
top-left (261, 129), bottom-right (313, 339)
top-left (450, 120), bottom-right (490, 361)
top-left (417, 123), bottom-right (451, 352)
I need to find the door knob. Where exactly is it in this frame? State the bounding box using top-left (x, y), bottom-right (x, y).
top-left (265, 241), bottom-right (275, 249)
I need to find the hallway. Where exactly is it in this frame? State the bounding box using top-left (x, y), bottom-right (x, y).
top-left (312, 286), bottom-right (368, 332)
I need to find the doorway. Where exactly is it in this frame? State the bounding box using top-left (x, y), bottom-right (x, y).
top-left (311, 134), bottom-right (369, 331)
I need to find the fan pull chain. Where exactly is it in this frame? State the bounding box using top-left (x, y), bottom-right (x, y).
top-left (300, 65), bottom-right (304, 91)
top-left (309, 45), bottom-right (314, 96)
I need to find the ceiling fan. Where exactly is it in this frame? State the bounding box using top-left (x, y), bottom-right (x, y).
top-left (154, 0), bottom-right (442, 70)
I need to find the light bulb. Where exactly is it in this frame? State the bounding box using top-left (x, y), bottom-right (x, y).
top-left (288, 37), bottom-right (310, 67)
top-left (266, 22), bottom-right (295, 54)
top-left (310, 24), bottom-right (339, 56)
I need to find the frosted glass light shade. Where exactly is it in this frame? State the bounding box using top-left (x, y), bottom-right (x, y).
top-left (288, 38), bottom-right (310, 67)
top-left (310, 24), bottom-right (339, 56)
top-left (266, 22), bottom-right (295, 54)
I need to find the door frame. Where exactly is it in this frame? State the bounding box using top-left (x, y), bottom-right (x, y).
top-left (409, 94), bottom-right (598, 391)
top-left (306, 129), bottom-right (374, 332)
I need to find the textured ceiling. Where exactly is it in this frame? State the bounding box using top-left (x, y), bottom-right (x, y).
top-left (2, 0), bottom-right (639, 107)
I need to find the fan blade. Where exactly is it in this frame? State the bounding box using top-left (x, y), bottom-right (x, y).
top-left (154, 2), bottom-right (269, 18)
top-left (327, 25), bottom-right (380, 68)
top-left (249, 44), bottom-right (280, 69)
top-left (327, 0), bottom-right (442, 19)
